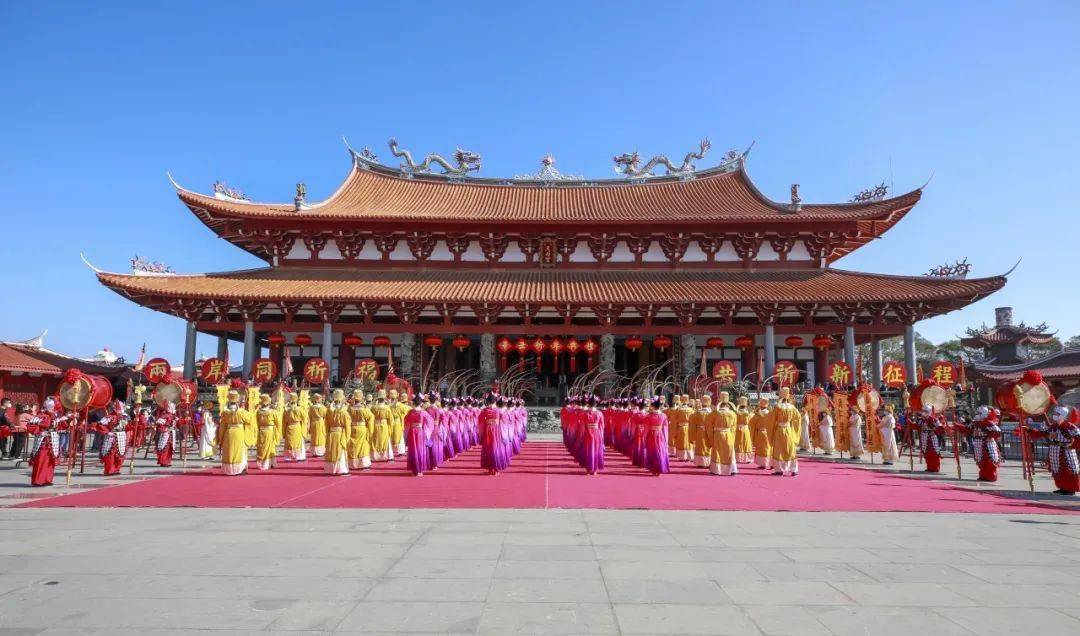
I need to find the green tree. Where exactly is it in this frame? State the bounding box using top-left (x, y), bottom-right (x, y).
top-left (1027, 336), bottom-right (1063, 360)
top-left (1067, 335), bottom-right (1080, 350)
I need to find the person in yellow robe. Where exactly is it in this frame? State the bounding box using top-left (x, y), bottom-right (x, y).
top-left (281, 392), bottom-right (308, 462)
top-left (734, 396), bottom-right (754, 463)
top-left (370, 390), bottom-right (394, 462)
top-left (348, 390), bottom-right (374, 470)
top-left (750, 398), bottom-right (772, 469)
top-left (253, 393), bottom-right (281, 470)
top-left (664, 397), bottom-right (678, 456)
top-left (709, 395), bottom-right (738, 475)
top-left (216, 389), bottom-right (252, 476)
top-left (308, 393), bottom-right (328, 457)
top-left (324, 389), bottom-right (351, 475)
top-left (389, 390), bottom-right (410, 456)
top-left (690, 395), bottom-right (713, 468)
top-left (769, 389), bottom-right (801, 476)
top-left (669, 395), bottom-right (694, 461)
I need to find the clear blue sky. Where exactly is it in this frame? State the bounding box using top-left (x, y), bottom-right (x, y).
top-left (3, 1), bottom-right (1077, 362)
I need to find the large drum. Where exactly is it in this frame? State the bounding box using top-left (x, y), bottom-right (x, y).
top-left (909, 381), bottom-right (950, 413)
top-left (58, 369), bottom-right (113, 411)
top-left (153, 378), bottom-right (198, 406)
top-left (995, 379), bottom-right (1052, 417)
top-left (852, 387), bottom-right (882, 413)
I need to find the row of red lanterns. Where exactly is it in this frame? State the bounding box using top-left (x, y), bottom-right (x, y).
top-left (702, 334), bottom-right (833, 350)
top-left (266, 333), bottom-right (395, 349)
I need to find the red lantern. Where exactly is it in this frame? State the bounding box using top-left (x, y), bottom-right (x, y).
top-left (712, 360), bottom-right (738, 384)
top-left (267, 332), bottom-right (286, 346)
top-left (549, 337), bottom-right (564, 355)
top-left (372, 335), bottom-right (392, 348)
top-left (784, 335), bottom-right (804, 348)
top-left (496, 336), bottom-right (512, 372)
top-left (423, 335), bottom-right (443, 349)
top-left (452, 336), bottom-right (470, 351)
top-left (653, 335), bottom-right (673, 351)
top-left (515, 338), bottom-right (528, 371)
top-left (565, 337), bottom-right (581, 372)
top-left (735, 335), bottom-right (755, 350)
top-left (582, 338), bottom-right (598, 370)
top-left (625, 336), bottom-right (644, 352)
top-left (342, 333), bottom-right (363, 347)
top-left (706, 337), bottom-right (726, 350)
top-left (812, 335), bottom-right (833, 350)
top-left (531, 338), bottom-right (547, 372)
top-left (294, 334), bottom-right (313, 347)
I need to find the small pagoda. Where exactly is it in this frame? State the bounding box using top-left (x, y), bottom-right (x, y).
top-left (965, 307), bottom-right (1079, 397)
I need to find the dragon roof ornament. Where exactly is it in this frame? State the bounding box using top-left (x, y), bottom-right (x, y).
top-left (212, 180), bottom-right (249, 202)
top-left (925, 257), bottom-right (972, 279)
top-left (131, 255), bottom-right (175, 277)
top-left (513, 154), bottom-right (583, 183)
top-left (388, 138), bottom-right (482, 178)
top-left (613, 139), bottom-right (712, 180)
top-left (851, 181), bottom-right (889, 202)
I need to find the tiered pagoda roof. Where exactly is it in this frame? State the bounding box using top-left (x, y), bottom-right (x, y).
top-left (93, 140), bottom-right (1006, 337)
top-left (969, 349), bottom-right (1080, 384)
top-left (174, 151), bottom-right (922, 264)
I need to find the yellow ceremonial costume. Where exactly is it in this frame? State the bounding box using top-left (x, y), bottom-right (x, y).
top-left (750, 399), bottom-right (772, 469)
top-left (308, 395), bottom-right (328, 457)
top-left (709, 401), bottom-right (738, 475)
top-left (282, 393), bottom-right (308, 462)
top-left (254, 394), bottom-right (281, 470)
top-left (734, 397), bottom-right (754, 463)
top-left (244, 387), bottom-right (260, 448)
top-left (691, 397), bottom-right (713, 468)
top-left (324, 390), bottom-right (351, 475)
top-left (769, 391), bottom-right (801, 476)
top-left (664, 401), bottom-right (678, 456)
top-left (216, 390), bottom-right (252, 476)
top-left (371, 392), bottom-right (394, 461)
top-left (348, 391), bottom-right (374, 469)
top-left (670, 397), bottom-right (694, 461)
top-left (389, 391), bottom-right (409, 455)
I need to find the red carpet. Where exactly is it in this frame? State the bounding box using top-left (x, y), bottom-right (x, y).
top-left (19, 441), bottom-right (1076, 513)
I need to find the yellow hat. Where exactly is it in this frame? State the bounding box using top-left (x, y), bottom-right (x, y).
top-left (312, 393), bottom-right (324, 402)
top-left (388, 389), bottom-right (399, 399)
top-left (701, 395), bottom-right (713, 404)
top-left (332, 389), bottom-right (345, 401)
top-left (287, 392), bottom-right (299, 403)
top-left (227, 389), bottom-right (239, 401)
top-left (377, 389), bottom-right (388, 399)
top-left (259, 394), bottom-right (271, 404)
top-left (718, 390), bottom-right (730, 402)
top-left (352, 389), bottom-right (364, 401)
top-left (737, 396), bottom-right (748, 406)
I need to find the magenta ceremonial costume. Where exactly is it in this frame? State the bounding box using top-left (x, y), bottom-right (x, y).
top-left (424, 401), bottom-right (445, 470)
top-left (580, 399), bottom-right (605, 475)
top-left (954, 406), bottom-right (1003, 482)
top-left (154, 402), bottom-right (179, 467)
top-left (1025, 406), bottom-right (1080, 495)
top-left (479, 397), bottom-right (510, 475)
top-left (631, 402), bottom-right (648, 469)
top-left (643, 400), bottom-right (670, 475)
top-left (404, 400), bottom-right (433, 476)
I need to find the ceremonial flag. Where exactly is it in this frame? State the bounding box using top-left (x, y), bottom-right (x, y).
top-left (132, 343), bottom-right (147, 371)
top-left (917, 364), bottom-right (925, 383)
top-left (282, 346), bottom-right (293, 378)
top-left (856, 351), bottom-right (864, 382)
top-left (957, 358), bottom-right (967, 390)
top-left (699, 349), bottom-right (707, 376)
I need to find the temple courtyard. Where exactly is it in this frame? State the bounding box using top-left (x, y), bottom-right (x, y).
top-left (1, 445), bottom-right (1078, 635)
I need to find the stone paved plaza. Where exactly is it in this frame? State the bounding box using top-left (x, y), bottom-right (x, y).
top-left (0, 506), bottom-right (1078, 635)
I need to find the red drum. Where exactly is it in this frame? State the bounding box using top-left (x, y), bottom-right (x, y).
top-left (995, 380), bottom-right (1052, 417)
top-left (153, 378), bottom-right (198, 406)
top-left (909, 381), bottom-right (950, 413)
top-left (58, 369), bottom-right (114, 411)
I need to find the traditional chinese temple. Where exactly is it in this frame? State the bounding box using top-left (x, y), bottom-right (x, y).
top-left (965, 307), bottom-right (1080, 399)
top-left (92, 139), bottom-right (1007, 402)
top-left (0, 332), bottom-right (136, 406)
